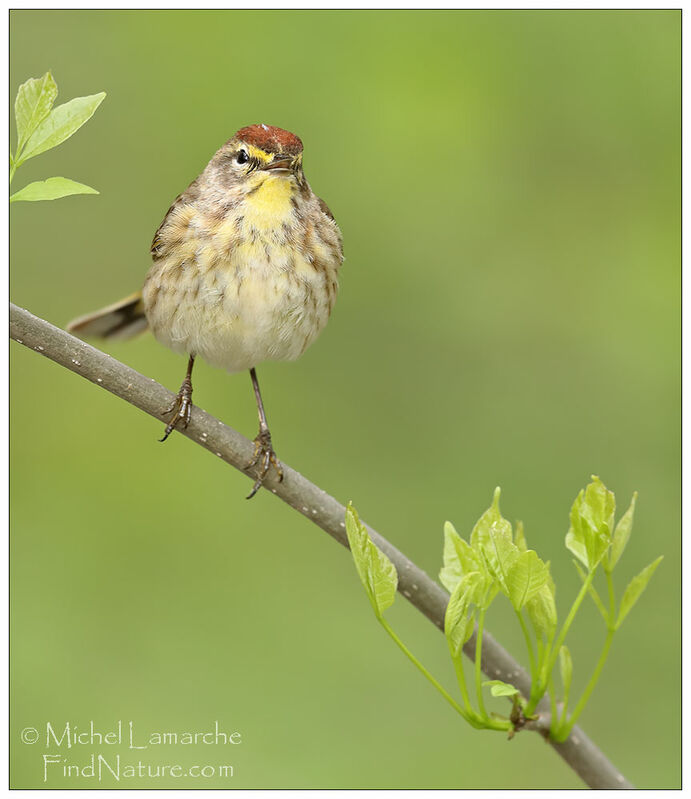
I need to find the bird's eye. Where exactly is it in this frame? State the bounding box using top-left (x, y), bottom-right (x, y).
top-left (236, 149), bottom-right (249, 165)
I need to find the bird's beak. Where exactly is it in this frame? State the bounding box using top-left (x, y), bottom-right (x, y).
top-left (260, 154), bottom-right (294, 172)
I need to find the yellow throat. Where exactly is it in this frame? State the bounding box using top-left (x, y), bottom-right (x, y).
top-left (243, 173), bottom-right (296, 231)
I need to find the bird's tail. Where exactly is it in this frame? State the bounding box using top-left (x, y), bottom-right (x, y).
top-left (66, 291), bottom-right (148, 341)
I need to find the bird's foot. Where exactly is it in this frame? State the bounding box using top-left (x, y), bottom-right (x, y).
top-left (159, 377), bottom-right (193, 442)
top-left (246, 428), bottom-right (283, 499)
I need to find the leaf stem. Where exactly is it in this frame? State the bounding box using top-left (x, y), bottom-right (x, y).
top-left (557, 663), bottom-right (572, 731)
top-left (555, 628), bottom-right (615, 742)
top-left (546, 568), bottom-right (594, 674)
top-left (552, 569), bottom-right (616, 741)
top-left (548, 674), bottom-right (559, 738)
top-left (535, 637), bottom-right (544, 682)
top-left (606, 570), bottom-right (616, 621)
top-left (526, 568), bottom-right (595, 715)
top-left (542, 627), bottom-right (557, 682)
top-left (379, 617), bottom-right (509, 731)
top-left (515, 609), bottom-right (536, 683)
top-left (378, 617), bottom-right (475, 725)
top-left (451, 653), bottom-right (475, 714)
top-left (475, 609), bottom-right (488, 718)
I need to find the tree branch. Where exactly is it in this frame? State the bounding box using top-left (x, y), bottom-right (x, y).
top-left (9, 302), bottom-right (633, 789)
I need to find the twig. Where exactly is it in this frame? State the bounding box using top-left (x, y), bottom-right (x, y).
top-left (9, 302), bottom-right (633, 789)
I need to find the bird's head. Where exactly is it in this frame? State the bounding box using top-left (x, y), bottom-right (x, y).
top-left (209, 124), bottom-right (305, 194)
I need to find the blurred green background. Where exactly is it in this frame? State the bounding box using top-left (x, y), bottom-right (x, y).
top-left (10, 9), bottom-right (679, 789)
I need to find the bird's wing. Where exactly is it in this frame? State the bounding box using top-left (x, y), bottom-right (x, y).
top-left (317, 197), bottom-right (336, 222)
top-left (151, 178), bottom-right (202, 260)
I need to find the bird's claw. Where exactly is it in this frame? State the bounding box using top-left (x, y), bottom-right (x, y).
top-left (159, 379), bottom-right (193, 442)
top-left (246, 429), bottom-right (283, 499)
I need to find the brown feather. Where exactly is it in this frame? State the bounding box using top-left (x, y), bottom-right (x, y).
top-left (235, 124), bottom-right (303, 156)
top-left (67, 292), bottom-right (148, 340)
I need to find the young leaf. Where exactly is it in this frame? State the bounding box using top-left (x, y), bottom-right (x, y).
top-left (559, 645), bottom-right (573, 697)
top-left (616, 556), bottom-right (663, 629)
top-left (14, 71), bottom-right (58, 155)
top-left (482, 680), bottom-right (519, 697)
top-left (607, 492), bottom-right (637, 572)
top-left (470, 488), bottom-right (518, 593)
top-left (440, 521), bottom-right (462, 592)
top-left (514, 520), bottom-right (527, 552)
top-left (583, 475), bottom-right (616, 537)
top-left (565, 480), bottom-right (611, 571)
top-left (440, 521), bottom-right (482, 593)
top-left (18, 92), bottom-right (106, 164)
top-left (345, 503), bottom-right (398, 619)
top-left (565, 510), bottom-right (588, 569)
top-left (526, 582), bottom-right (557, 640)
top-left (545, 564), bottom-right (555, 597)
top-left (10, 176), bottom-right (98, 203)
top-left (506, 549), bottom-right (549, 610)
top-left (444, 572), bottom-right (483, 657)
top-left (572, 559), bottom-right (608, 622)
top-left (470, 487), bottom-right (512, 550)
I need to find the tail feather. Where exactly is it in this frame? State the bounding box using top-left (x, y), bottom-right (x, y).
top-left (67, 291), bottom-right (148, 341)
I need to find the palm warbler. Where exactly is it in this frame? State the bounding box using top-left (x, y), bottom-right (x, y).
top-left (68, 124), bottom-right (343, 498)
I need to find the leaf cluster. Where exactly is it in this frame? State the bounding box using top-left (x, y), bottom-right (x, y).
top-left (566, 478), bottom-right (661, 633)
top-left (10, 72), bottom-right (105, 203)
top-left (345, 476), bottom-right (662, 742)
top-left (441, 487), bottom-right (555, 657)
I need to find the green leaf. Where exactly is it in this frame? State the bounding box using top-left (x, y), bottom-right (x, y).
top-left (607, 492), bottom-right (637, 572)
top-left (572, 559), bottom-right (608, 623)
top-left (565, 478), bottom-right (612, 571)
top-left (583, 475), bottom-right (616, 537)
top-left (616, 556), bottom-right (663, 629)
top-left (470, 487), bottom-right (512, 550)
top-left (10, 176), bottom-right (98, 203)
top-left (14, 71), bottom-right (58, 155)
top-left (18, 92), bottom-right (106, 164)
top-left (514, 520), bottom-right (527, 552)
top-left (444, 572), bottom-right (484, 657)
top-left (440, 521), bottom-right (482, 593)
top-left (506, 549), bottom-right (549, 610)
top-left (482, 679), bottom-right (519, 697)
top-left (526, 583), bottom-right (557, 640)
top-left (440, 521), bottom-right (462, 593)
top-left (470, 488), bottom-right (518, 593)
top-left (559, 645), bottom-right (573, 696)
top-left (345, 503), bottom-right (398, 618)
top-left (565, 516), bottom-right (588, 569)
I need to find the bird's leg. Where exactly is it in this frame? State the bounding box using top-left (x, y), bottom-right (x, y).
top-left (160, 355), bottom-right (195, 442)
top-left (246, 367), bottom-right (283, 499)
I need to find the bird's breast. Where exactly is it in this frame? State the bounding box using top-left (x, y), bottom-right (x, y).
top-left (143, 182), bottom-right (341, 373)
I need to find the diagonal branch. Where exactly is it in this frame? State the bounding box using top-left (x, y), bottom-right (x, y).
top-left (9, 302), bottom-right (633, 789)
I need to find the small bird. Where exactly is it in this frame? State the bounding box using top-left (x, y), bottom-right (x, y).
top-left (68, 124), bottom-right (343, 498)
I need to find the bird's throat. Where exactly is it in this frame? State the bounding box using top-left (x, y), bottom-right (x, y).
top-left (242, 175), bottom-right (296, 232)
